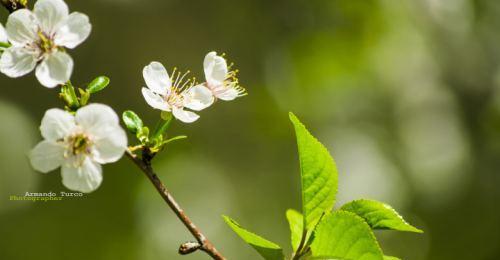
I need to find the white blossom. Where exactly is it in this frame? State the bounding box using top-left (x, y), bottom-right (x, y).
top-left (141, 61), bottom-right (214, 123)
top-left (29, 104), bottom-right (127, 193)
top-left (195, 51), bottom-right (246, 101)
top-left (0, 0), bottom-right (91, 88)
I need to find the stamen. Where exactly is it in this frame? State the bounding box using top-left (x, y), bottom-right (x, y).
top-left (176, 70), bottom-right (190, 89)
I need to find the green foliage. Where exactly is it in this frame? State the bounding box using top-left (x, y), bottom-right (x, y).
top-left (289, 112), bottom-right (338, 238)
top-left (383, 256), bottom-right (401, 260)
top-left (0, 41), bottom-right (10, 49)
top-left (122, 110), bottom-right (144, 134)
top-left (87, 76), bottom-right (110, 94)
top-left (122, 109), bottom-right (186, 154)
top-left (223, 216), bottom-right (284, 260)
top-left (224, 112), bottom-right (421, 260)
top-left (59, 82), bottom-right (80, 111)
top-left (340, 199), bottom-right (422, 233)
top-left (311, 211), bottom-right (383, 260)
top-left (59, 77), bottom-right (111, 111)
top-left (286, 209), bottom-right (303, 252)
top-left (78, 88), bottom-right (90, 106)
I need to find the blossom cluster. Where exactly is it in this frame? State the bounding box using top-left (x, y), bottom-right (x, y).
top-left (0, 0), bottom-right (245, 193)
top-left (142, 52), bottom-right (246, 123)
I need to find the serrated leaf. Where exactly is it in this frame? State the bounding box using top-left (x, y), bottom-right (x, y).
top-left (87, 76), bottom-right (110, 94)
top-left (289, 113), bottom-right (338, 234)
top-left (340, 199), bottom-right (422, 233)
top-left (286, 209), bottom-right (303, 252)
top-left (122, 110), bottom-right (143, 134)
top-left (223, 216), bottom-right (284, 260)
top-left (311, 211), bottom-right (384, 260)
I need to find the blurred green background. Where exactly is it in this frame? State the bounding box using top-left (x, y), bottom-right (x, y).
top-left (1, 0), bottom-right (500, 259)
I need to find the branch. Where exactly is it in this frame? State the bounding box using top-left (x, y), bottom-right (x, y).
top-left (125, 150), bottom-right (225, 260)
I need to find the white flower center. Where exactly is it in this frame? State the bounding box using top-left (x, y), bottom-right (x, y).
top-left (65, 132), bottom-right (92, 156)
top-left (166, 92), bottom-right (185, 108)
top-left (27, 30), bottom-right (58, 59)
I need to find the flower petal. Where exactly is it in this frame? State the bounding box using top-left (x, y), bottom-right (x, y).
top-left (143, 61), bottom-right (171, 96)
top-left (204, 51), bottom-right (227, 85)
top-left (34, 0), bottom-right (69, 34)
top-left (92, 126), bottom-right (127, 164)
top-left (61, 157), bottom-right (102, 193)
top-left (183, 84), bottom-right (214, 111)
top-left (40, 108), bottom-right (75, 140)
top-left (215, 87), bottom-right (239, 101)
top-left (54, 12), bottom-right (91, 49)
top-left (0, 23), bottom-right (7, 43)
top-left (29, 140), bottom-right (65, 173)
top-left (0, 47), bottom-right (37, 78)
top-left (5, 9), bottom-right (38, 46)
top-left (35, 51), bottom-right (73, 88)
top-left (142, 87), bottom-right (170, 111)
top-left (172, 106), bottom-right (199, 123)
top-left (75, 103), bottom-right (120, 137)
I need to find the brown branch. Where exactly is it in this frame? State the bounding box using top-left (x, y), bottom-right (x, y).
top-left (125, 150), bottom-right (225, 260)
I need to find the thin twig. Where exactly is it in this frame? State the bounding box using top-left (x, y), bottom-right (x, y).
top-left (125, 150), bottom-right (225, 260)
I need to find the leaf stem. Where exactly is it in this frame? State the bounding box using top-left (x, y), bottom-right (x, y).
top-left (292, 229), bottom-right (308, 260)
top-left (151, 112), bottom-right (173, 140)
top-left (125, 149), bottom-right (225, 259)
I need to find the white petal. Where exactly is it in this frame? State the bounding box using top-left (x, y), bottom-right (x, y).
top-left (35, 51), bottom-right (73, 88)
top-left (183, 84), bottom-right (214, 111)
top-left (61, 157), bottom-right (102, 193)
top-left (0, 23), bottom-right (7, 43)
top-left (92, 126), bottom-right (127, 164)
top-left (142, 87), bottom-right (170, 111)
top-left (5, 9), bottom-right (38, 46)
top-left (143, 61), bottom-right (171, 96)
top-left (34, 0), bottom-right (69, 34)
top-left (215, 87), bottom-right (239, 101)
top-left (75, 103), bottom-right (120, 136)
top-left (0, 47), bottom-right (37, 77)
top-left (204, 51), bottom-right (227, 86)
top-left (29, 140), bottom-right (65, 173)
top-left (54, 12), bottom-right (91, 49)
top-left (172, 106), bottom-right (199, 123)
top-left (40, 108), bottom-right (75, 140)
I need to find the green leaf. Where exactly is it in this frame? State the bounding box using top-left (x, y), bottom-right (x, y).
top-left (122, 110), bottom-right (143, 134)
top-left (223, 216), bottom-right (284, 260)
top-left (286, 209), bottom-right (304, 252)
top-left (383, 256), bottom-right (400, 260)
top-left (311, 211), bottom-right (384, 260)
top-left (340, 199), bottom-right (422, 233)
top-left (289, 113), bottom-right (338, 235)
top-left (87, 76), bottom-right (110, 94)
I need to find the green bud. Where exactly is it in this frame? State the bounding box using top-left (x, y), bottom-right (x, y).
top-left (137, 126), bottom-right (150, 144)
top-left (122, 110), bottom-right (144, 134)
top-left (87, 76), bottom-right (110, 94)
